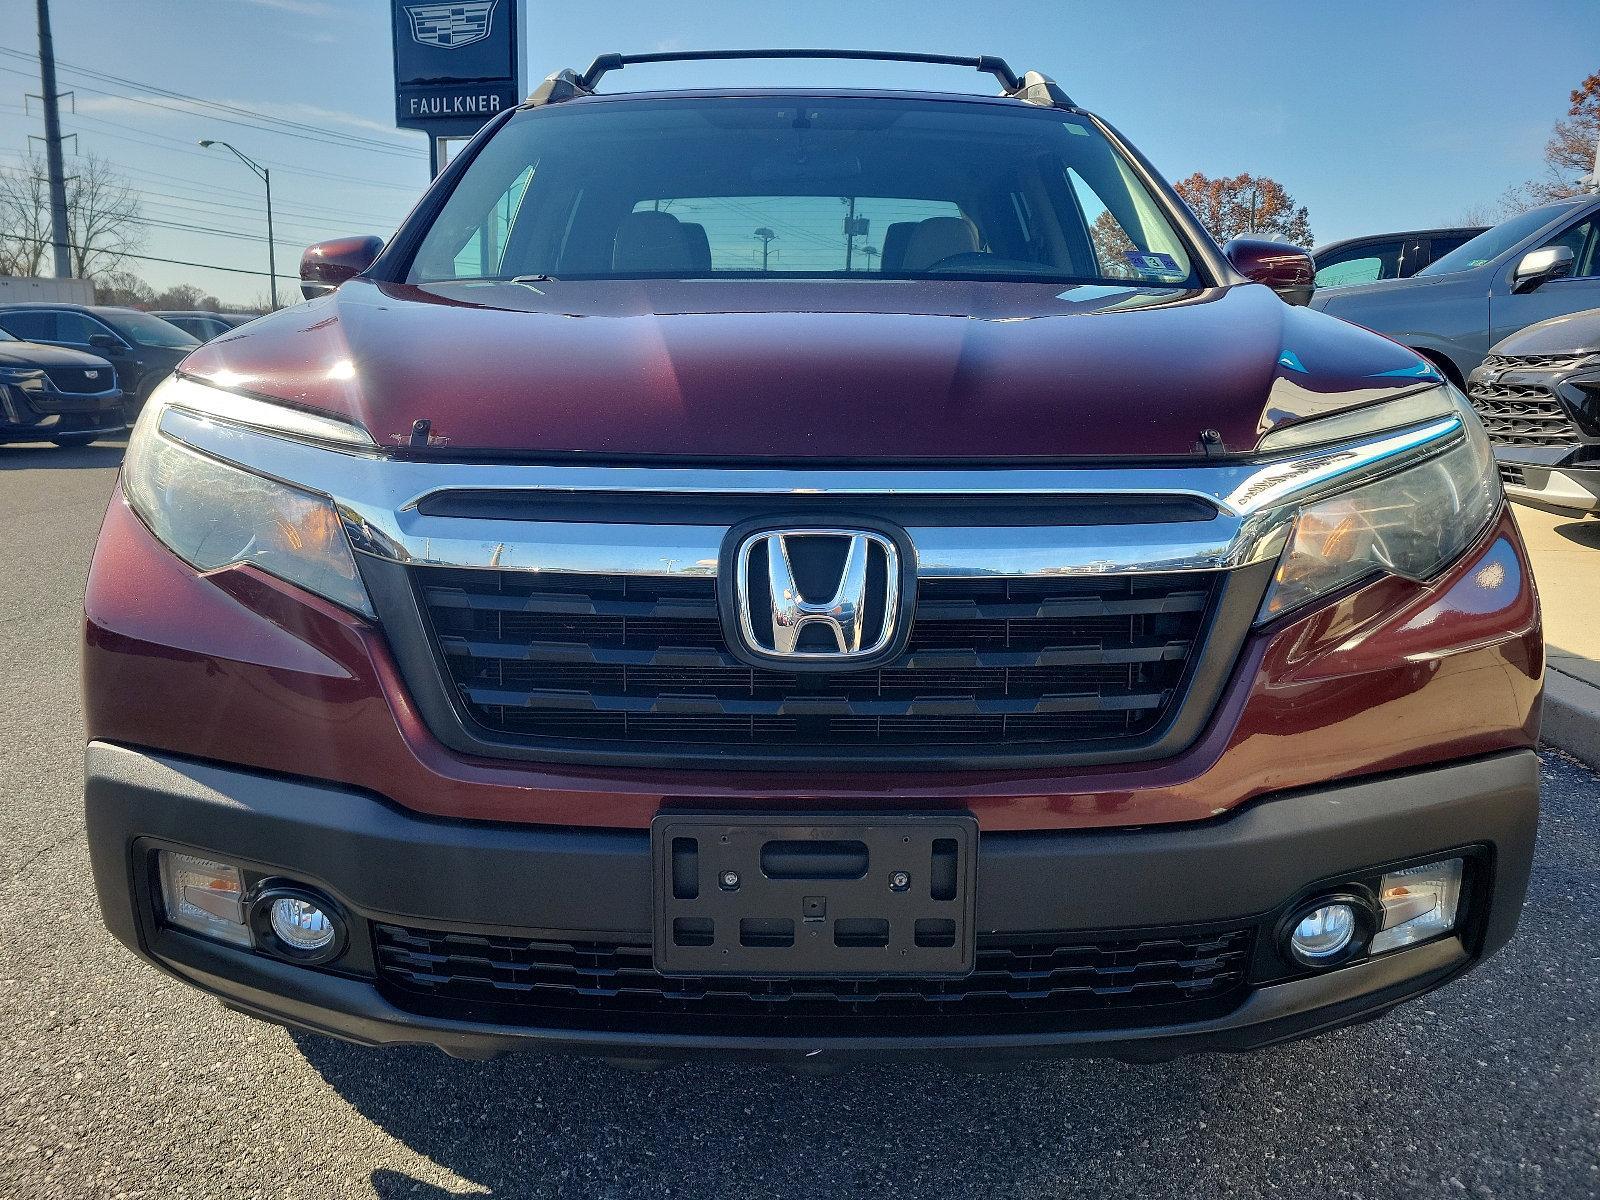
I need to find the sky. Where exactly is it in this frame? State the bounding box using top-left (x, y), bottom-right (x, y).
top-left (1, 0), bottom-right (1597, 306)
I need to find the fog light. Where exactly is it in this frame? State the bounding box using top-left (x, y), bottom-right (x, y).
top-left (1371, 858), bottom-right (1463, 954)
top-left (250, 885), bottom-right (346, 964)
top-left (158, 851), bottom-right (250, 947)
top-left (1282, 893), bottom-right (1373, 969)
top-left (270, 897), bottom-right (336, 952)
top-left (1292, 904), bottom-right (1356, 958)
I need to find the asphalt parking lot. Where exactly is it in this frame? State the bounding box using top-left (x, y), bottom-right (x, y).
top-left (2, 440), bottom-right (1598, 1199)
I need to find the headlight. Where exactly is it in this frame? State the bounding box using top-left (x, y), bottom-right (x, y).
top-left (1257, 387), bottom-right (1499, 622)
top-left (122, 378), bottom-right (374, 616)
top-left (0, 366), bottom-right (42, 383)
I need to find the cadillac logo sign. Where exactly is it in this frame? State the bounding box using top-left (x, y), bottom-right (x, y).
top-left (392, 0), bottom-right (523, 145)
top-left (403, 1), bottom-right (498, 49)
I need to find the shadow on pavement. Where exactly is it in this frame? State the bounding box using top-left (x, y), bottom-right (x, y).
top-left (293, 1024), bottom-right (1380, 1198)
top-left (1551, 517), bottom-right (1600, 551)
top-left (0, 439), bottom-right (127, 470)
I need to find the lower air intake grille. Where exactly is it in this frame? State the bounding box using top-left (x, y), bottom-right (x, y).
top-left (373, 923), bottom-right (1254, 1034)
top-left (409, 566), bottom-right (1219, 758)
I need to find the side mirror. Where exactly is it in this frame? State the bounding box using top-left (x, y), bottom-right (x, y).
top-left (1511, 244), bottom-right (1575, 293)
top-left (300, 235), bottom-right (385, 300)
top-left (1223, 238), bottom-right (1315, 306)
top-left (88, 332), bottom-right (124, 354)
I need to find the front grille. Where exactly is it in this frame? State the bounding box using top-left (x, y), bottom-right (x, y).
top-left (42, 366), bottom-right (112, 394)
top-left (1481, 352), bottom-right (1592, 373)
top-left (1499, 462), bottom-right (1526, 487)
top-left (411, 566), bottom-right (1218, 756)
top-left (1467, 380), bottom-right (1580, 447)
top-left (373, 922), bottom-right (1254, 1034)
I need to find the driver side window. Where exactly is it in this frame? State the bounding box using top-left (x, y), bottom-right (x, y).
top-left (1541, 217), bottom-right (1598, 279)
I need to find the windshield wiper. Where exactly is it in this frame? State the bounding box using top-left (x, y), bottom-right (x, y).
top-left (511, 274), bottom-right (558, 283)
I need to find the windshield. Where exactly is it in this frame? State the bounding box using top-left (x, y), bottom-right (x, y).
top-left (103, 310), bottom-right (200, 349)
top-left (1418, 207), bottom-right (1569, 276)
top-left (406, 97), bottom-right (1202, 287)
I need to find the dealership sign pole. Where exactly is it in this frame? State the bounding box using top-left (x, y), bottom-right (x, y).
top-left (392, 0), bottom-right (527, 177)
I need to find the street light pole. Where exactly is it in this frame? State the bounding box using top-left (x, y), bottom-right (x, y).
top-left (199, 139), bottom-right (278, 309)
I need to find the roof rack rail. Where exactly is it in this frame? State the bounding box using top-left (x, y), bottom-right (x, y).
top-left (525, 50), bottom-right (1076, 108)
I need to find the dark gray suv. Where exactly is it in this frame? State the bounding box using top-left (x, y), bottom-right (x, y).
top-left (1311, 197), bottom-right (1600, 387)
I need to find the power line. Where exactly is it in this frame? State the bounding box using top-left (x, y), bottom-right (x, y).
top-left (0, 145), bottom-right (412, 224)
top-left (10, 233), bottom-right (298, 279)
top-left (0, 48), bottom-right (418, 158)
top-left (0, 60), bottom-right (414, 159)
top-left (46, 110), bottom-right (427, 193)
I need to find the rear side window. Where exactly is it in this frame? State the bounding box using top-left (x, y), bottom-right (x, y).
top-left (627, 196), bottom-right (963, 272)
top-left (407, 97), bottom-right (1202, 288)
top-left (1314, 240), bottom-right (1403, 289)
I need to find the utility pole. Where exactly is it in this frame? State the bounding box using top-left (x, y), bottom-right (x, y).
top-left (844, 196), bottom-right (857, 272)
top-left (753, 227), bottom-right (776, 272)
top-left (35, 0), bottom-right (73, 277)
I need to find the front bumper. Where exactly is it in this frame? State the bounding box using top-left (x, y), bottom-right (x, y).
top-left (86, 742), bottom-right (1540, 1063)
top-left (1495, 449), bottom-right (1600, 515)
top-left (0, 381), bottom-right (125, 441)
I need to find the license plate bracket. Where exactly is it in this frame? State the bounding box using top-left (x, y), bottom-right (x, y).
top-left (651, 813), bottom-right (977, 977)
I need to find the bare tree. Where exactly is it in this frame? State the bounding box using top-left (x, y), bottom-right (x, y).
top-left (0, 151), bottom-right (144, 280)
top-left (94, 270), bottom-right (153, 307)
top-left (1173, 172), bottom-right (1313, 246)
top-left (0, 155), bottom-right (51, 277)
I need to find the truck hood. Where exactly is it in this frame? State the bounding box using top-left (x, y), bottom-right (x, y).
top-left (181, 277), bottom-right (1434, 460)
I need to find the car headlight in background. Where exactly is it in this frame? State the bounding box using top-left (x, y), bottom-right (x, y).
top-left (1256, 386), bottom-right (1500, 622)
top-left (121, 377), bottom-right (374, 616)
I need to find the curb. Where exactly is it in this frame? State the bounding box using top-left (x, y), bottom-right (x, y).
top-left (1541, 670), bottom-right (1600, 769)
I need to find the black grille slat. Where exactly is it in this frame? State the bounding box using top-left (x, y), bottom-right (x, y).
top-left (424, 585), bottom-right (720, 620)
top-left (413, 567), bottom-right (1217, 754)
top-left (373, 922), bottom-right (1254, 1030)
top-left (461, 685), bottom-right (1171, 716)
top-left (1468, 377), bottom-right (1581, 448)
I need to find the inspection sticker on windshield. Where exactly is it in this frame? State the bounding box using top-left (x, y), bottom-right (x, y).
top-left (1124, 251), bottom-right (1184, 279)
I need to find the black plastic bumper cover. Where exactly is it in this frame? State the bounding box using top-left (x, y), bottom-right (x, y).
top-left (84, 743), bottom-right (1540, 1061)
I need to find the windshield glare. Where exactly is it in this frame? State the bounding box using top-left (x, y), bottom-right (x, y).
top-left (407, 98), bottom-right (1201, 287)
top-left (1418, 207), bottom-right (1568, 276)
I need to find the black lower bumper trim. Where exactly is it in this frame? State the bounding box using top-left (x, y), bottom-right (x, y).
top-left (84, 743), bottom-right (1539, 1059)
top-left (161, 925), bottom-right (1469, 1063)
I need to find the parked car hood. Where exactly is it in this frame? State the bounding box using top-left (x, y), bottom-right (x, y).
top-left (1489, 307), bottom-right (1600, 356)
top-left (181, 278), bottom-right (1435, 460)
top-left (0, 339), bottom-right (113, 370)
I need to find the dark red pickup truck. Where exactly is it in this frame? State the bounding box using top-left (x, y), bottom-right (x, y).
top-left (83, 51), bottom-right (1541, 1064)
